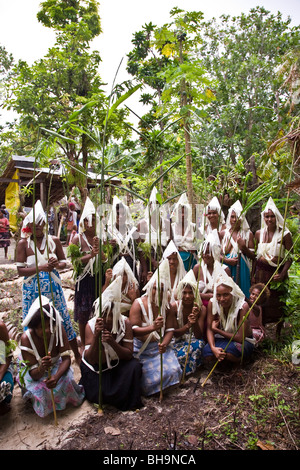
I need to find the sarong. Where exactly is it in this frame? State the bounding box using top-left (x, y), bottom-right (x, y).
top-left (253, 259), bottom-right (287, 324)
top-left (22, 270), bottom-right (76, 341)
top-left (133, 338), bottom-right (182, 396)
top-left (74, 273), bottom-right (99, 324)
top-left (17, 358), bottom-right (85, 418)
top-left (79, 358), bottom-right (143, 411)
top-left (202, 337), bottom-right (255, 359)
top-left (224, 254), bottom-right (250, 298)
top-left (172, 335), bottom-right (205, 375)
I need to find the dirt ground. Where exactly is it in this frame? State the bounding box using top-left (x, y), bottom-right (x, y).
top-left (0, 250), bottom-right (299, 452)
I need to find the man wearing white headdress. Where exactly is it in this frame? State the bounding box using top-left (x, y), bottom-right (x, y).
top-left (162, 240), bottom-right (186, 302)
top-left (129, 259), bottom-right (182, 396)
top-left (17, 296), bottom-right (85, 418)
top-left (200, 196), bottom-right (226, 238)
top-left (68, 196), bottom-right (103, 346)
top-left (103, 257), bottom-right (140, 316)
top-left (79, 276), bottom-right (143, 410)
top-left (136, 187), bottom-right (171, 287)
top-left (16, 200), bottom-right (81, 364)
top-left (107, 195), bottom-right (139, 276)
top-left (172, 270), bottom-right (206, 375)
top-left (253, 197), bottom-right (293, 336)
top-left (171, 192), bottom-right (199, 271)
top-left (193, 230), bottom-right (231, 308)
top-left (202, 262), bottom-right (255, 365)
top-left (220, 200), bottom-right (255, 297)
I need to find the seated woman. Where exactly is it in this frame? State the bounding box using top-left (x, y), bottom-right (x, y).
top-left (162, 240), bottom-right (186, 302)
top-left (129, 259), bottom-right (182, 397)
top-left (193, 230), bottom-right (231, 308)
top-left (18, 296), bottom-right (85, 418)
top-left (246, 283), bottom-right (270, 346)
top-left (172, 270), bottom-right (206, 376)
top-left (102, 257), bottom-right (140, 316)
top-left (0, 320), bottom-right (14, 415)
top-left (79, 276), bottom-right (143, 411)
top-left (220, 200), bottom-right (255, 298)
top-left (202, 262), bottom-right (255, 366)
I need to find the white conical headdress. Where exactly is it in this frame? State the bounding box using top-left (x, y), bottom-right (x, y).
top-left (202, 196), bottom-right (225, 234)
top-left (176, 269), bottom-right (200, 303)
top-left (107, 195), bottom-right (133, 230)
top-left (112, 257), bottom-right (138, 294)
top-left (261, 197), bottom-right (285, 230)
top-left (200, 228), bottom-right (221, 261)
top-left (93, 275), bottom-right (122, 334)
top-left (79, 196), bottom-right (98, 234)
top-left (171, 192), bottom-right (192, 225)
top-left (143, 258), bottom-right (171, 313)
top-left (226, 200), bottom-right (250, 234)
top-left (22, 295), bottom-right (64, 347)
top-left (162, 240), bottom-right (186, 278)
top-left (21, 200), bottom-right (46, 238)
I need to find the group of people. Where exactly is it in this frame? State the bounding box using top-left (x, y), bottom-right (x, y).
top-left (0, 191), bottom-right (293, 417)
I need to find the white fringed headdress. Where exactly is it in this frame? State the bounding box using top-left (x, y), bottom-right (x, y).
top-left (162, 240), bottom-right (186, 301)
top-left (176, 269), bottom-right (199, 302)
top-left (92, 275), bottom-right (123, 334)
top-left (143, 258), bottom-right (171, 314)
top-left (112, 257), bottom-right (138, 294)
top-left (257, 197), bottom-right (290, 266)
top-left (171, 192), bottom-right (192, 225)
top-left (225, 200), bottom-right (250, 235)
top-left (202, 196), bottom-right (225, 234)
top-left (22, 295), bottom-right (64, 347)
top-left (78, 196), bottom-right (100, 235)
top-left (20, 199), bottom-right (56, 254)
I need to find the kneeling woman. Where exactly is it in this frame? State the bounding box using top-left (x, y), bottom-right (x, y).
top-left (79, 276), bottom-right (143, 411)
top-left (18, 296), bottom-right (85, 418)
top-left (202, 262), bottom-right (255, 365)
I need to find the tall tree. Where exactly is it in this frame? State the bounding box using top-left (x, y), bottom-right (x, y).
top-left (6, 0), bottom-right (129, 196)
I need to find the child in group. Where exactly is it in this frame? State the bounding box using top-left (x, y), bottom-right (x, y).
top-left (246, 283), bottom-right (270, 345)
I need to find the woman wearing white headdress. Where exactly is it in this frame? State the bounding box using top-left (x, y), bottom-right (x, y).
top-left (162, 240), bottom-right (186, 302)
top-left (129, 259), bottom-right (182, 396)
top-left (17, 296), bottom-right (85, 418)
top-left (171, 193), bottom-right (198, 271)
top-left (107, 195), bottom-right (139, 276)
top-left (220, 200), bottom-right (255, 297)
top-left (193, 230), bottom-right (231, 309)
top-left (16, 200), bottom-right (81, 364)
top-left (172, 270), bottom-right (206, 375)
top-left (201, 196), bottom-right (226, 237)
top-left (68, 196), bottom-right (105, 346)
top-left (79, 276), bottom-right (143, 410)
top-left (253, 197), bottom-right (293, 336)
top-left (202, 262), bottom-right (255, 365)
top-left (103, 257), bottom-right (140, 316)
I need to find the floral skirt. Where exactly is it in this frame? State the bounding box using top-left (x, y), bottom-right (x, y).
top-left (17, 358), bottom-right (85, 418)
top-left (172, 335), bottom-right (205, 375)
top-left (22, 270), bottom-right (76, 342)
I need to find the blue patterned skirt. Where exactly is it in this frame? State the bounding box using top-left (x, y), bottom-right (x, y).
top-left (133, 338), bottom-right (182, 396)
top-left (22, 270), bottom-right (76, 342)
